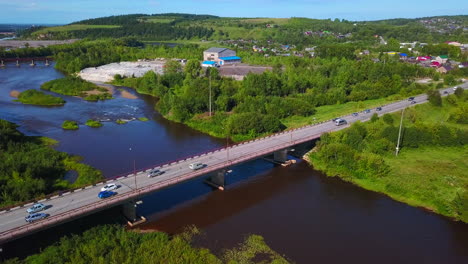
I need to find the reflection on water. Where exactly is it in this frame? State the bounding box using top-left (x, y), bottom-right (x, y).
top-left (1, 64), bottom-right (468, 264)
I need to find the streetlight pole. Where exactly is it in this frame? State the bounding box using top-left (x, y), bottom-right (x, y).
top-left (209, 70), bottom-right (212, 117)
top-left (395, 108), bottom-right (405, 156)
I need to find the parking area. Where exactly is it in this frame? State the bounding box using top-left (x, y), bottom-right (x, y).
top-left (218, 64), bottom-right (271, 80)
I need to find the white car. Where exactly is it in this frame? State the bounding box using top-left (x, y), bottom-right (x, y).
top-left (453, 86), bottom-right (458, 91)
top-left (101, 183), bottom-right (118, 192)
top-left (189, 162), bottom-right (204, 170)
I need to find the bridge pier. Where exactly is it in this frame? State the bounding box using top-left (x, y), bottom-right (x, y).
top-left (45, 59), bottom-right (50, 66)
top-left (121, 200), bottom-right (146, 227)
top-left (205, 169), bottom-right (227, 190)
top-left (273, 149), bottom-right (289, 163)
top-left (30, 60), bottom-right (35, 67)
top-left (16, 60), bottom-right (20, 67)
top-left (0, 60), bottom-right (4, 68)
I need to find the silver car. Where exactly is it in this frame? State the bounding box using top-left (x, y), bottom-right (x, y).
top-left (27, 203), bottom-right (46, 214)
top-left (189, 162), bottom-right (204, 170)
top-left (25, 213), bottom-right (49, 223)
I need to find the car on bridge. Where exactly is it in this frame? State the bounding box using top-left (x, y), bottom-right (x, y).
top-left (376, 107), bottom-right (382, 111)
top-left (189, 162), bottom-right (204, 170)
top-left (352, 112), bottom-right (358, 117)
top-left (408, 97), bottom-right (415, 101)
top-left (101, 183), bottom-right (119, 192)
top-left (98, 191), bottom-right (117, 199)
top-left (363, 109), bottom-right (371, 114)
top-left (411, 100), bottom-right (417, 104)
top-left (25, 213), bottom-right (49, 223)
top-left (335, 119), bottom-right (347, 126)
top-left (26, 203), bottom-right (47, 214)
top-left (148, 169), bottom-right (164, 178)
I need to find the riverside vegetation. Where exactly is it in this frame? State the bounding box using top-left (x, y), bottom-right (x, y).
top-left (41, 76), bottom-right (112, 101)
top-left (85, 119), bottom-right (103, 127)
top-left (3, 225), bottom-right (290, 264)
top-left (112, 56), bottom-right (440, 141)
top-left (0, 120), bottom-right (103, 207)
top-left (61, 120), bottom-right (79, 130)
top-left (16, 89), bottom-right (65, 106)
top-left (308, 90), bottom-right (468, 222)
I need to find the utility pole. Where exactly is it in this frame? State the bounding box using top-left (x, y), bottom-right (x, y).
top-left (209, 70), bottom-right (212, 117)
top-left (130, 147), bottom-right (137, 189)
top-left (395, 108), bottom-right (405, 156)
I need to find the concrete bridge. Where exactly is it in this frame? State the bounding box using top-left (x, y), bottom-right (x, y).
top-left (0, 57), bottom-right (53, 67)
top-left (0, 85), bottom-right (464, 244)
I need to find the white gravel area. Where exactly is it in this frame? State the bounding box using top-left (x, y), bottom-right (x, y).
top-left (78, 59), bottom-right (167, 82)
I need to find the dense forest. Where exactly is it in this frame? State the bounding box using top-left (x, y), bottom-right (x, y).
top-left (309, 90), bottom-right (468, 223)
top-left (18, 14), bottom-right (468, 44)
top-left (0, 120), bottom-right (102, 207)
top-left (3, 225), bottom-right (290, 264)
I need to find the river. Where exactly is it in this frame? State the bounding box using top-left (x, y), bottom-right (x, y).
top-left (1, 62), bottom-right (467, 263)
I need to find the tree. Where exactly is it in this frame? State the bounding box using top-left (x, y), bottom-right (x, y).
top-left (370, 113), bottom-right (379, 122)
top-left (454, 87), bottom-right (464, 98)
top-left (164, 60), bottom-right (182, 74)
top-left (184, 60), bottom-right (202, 79)
top-left (427, 90), bottom-right (442, 107)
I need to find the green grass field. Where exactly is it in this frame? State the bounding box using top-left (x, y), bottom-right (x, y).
top-left (355, 146), bottom-right (467, 220)
top-left (33, 24), bottom-right (120, 35)
top-left (282, 96), bottom-right (399, 128)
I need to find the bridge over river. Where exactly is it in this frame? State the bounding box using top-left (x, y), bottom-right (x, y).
top-left (0, 85), bottom-right (465, 244)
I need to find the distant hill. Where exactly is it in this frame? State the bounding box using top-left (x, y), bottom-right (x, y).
top-left (19, 13), bottom-right (468, 44)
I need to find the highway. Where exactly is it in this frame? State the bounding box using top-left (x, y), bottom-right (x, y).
top-left (0, 84), bottom-right (465, 244)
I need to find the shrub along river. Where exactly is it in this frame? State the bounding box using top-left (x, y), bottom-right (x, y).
top-left (1, 62), bottom-right (467, 263)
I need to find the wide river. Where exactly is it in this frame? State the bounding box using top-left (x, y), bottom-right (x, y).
top-left (1, 63), bottom-right (467, 263)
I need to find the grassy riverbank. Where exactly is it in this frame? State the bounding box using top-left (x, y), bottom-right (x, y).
top-left (4, 225), bottom-right (290, 264)
top-left (308, 92), bottom-right (468, 223)
top-left (16, 89), bottom-right (65, 106)
top-left (0, 119), bottom-right (103, 207)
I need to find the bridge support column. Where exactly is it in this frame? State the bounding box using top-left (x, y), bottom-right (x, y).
top-left (45, 59), bottom-right (50, 66)
top-left (16, 60), bottom-right (20, 67)
top-left (121, 200), bottom-right (146, 227)
top-left (30, 60), bottom-right (35, 67)
top-left (205, 169), bottom-right (226, 191)
top-left (273, 149), bottom-right (288, 163)
top-left (0, 60), bottom-right (5, 67)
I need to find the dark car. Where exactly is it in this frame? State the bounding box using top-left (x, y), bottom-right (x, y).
top-left (408, 97), bottom-right (415, 101)
top-left (98, 191), bottom-right (117, 199)
top-left (148, 169), bottom-right (164, 178)
top-left (411, 100), bottom-right (416, 104)
top-left (352, 112), bottom-right (358, 117)
top-left (363, 109), bottom-right (371, 114)
top-left (376, 107), bottom-right (382, 111)
top-left (25, 213), bottom-right (49, 223)
top-left (443, 91), bottom-right (448, 94)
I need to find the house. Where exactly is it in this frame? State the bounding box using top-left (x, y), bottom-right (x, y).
top-left (436, 65), bottom-right (453, 74)
top-left (430, 61), bottom-right (441, 67)
top-left (435, 55), bottom-right (448, 63)
top-left (203, 47), bottom-right (240, 65)
top-left (445, 41), bottom-right (461, 47)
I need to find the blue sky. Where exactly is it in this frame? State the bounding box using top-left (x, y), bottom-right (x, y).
top-left (1, 0), bottom-right (466, 24)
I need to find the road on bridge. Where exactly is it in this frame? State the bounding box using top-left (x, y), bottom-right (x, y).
top-left (0, 84), bottom-right (465, 244)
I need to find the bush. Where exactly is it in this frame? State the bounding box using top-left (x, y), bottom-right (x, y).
top-left (85, 119), bottom-right (102, 128)
top-left (227, 112), bottom-right (285, 136)
top-left (62, 120), bottom-right (79, 130)
top-left (17, 89), bottom-right (65, 106)
top-left (382, 114), bottom-right (394, 125)
top-left (427, 89), bottom-right (442, 107)
top-left (370, 113), bottom-right (379, 122)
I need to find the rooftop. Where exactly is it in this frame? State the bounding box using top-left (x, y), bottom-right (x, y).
top-left (204, 47), bottom-right (229, 53)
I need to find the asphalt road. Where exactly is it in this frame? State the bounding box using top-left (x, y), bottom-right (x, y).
top-left (0, 84), bottom-right (465, 243)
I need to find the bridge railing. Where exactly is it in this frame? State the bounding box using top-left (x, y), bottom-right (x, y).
top-left (0, 118), bottom-right (335, 214)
